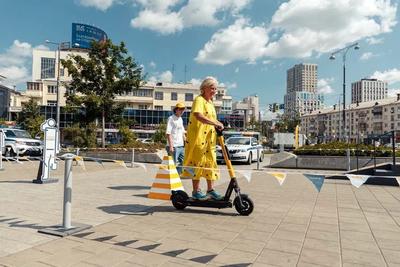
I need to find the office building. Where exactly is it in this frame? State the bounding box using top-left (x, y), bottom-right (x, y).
top-left (300, 95), bottom-right (400, 143)
top-left (284, 63), bottom-right (324, 118)
top-left (351, 78), bottom-right (388, 104)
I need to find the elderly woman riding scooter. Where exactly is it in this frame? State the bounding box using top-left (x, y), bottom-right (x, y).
top-left (182, 77), bottom-right (225, 200)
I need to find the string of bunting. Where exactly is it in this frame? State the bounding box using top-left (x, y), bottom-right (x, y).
top-left (3, 154), bottom-right (397, 192)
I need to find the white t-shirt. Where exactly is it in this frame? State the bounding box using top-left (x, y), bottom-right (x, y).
top-left (166, 114), bottom-right (185, 147)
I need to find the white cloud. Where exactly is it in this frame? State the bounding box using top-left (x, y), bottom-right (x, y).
top-left (149, 70), bottom-right (173, 83)
top-left (371, 68), bottom-right (400, 85)
top-left (366, 37), bottom-right (384, 45)
top-left (388, 88), bottom-right (400, 97)
top-left (317, 78), bottom-right (335, 94)
top-left (180, 0), bottom-right (250, 27)
top-left (360, 52), bottom-right (377, 60)
top-left (195, 0), bottom-right (397, 64)
top-left (0, 40), bottom-right (39, 88)
top-left (149, 61), bottom-right (156, 68)
top-left (195, 18), bottom-right (269, 65)
top-left (130, 0), bottom-right (251, 34)
top-left (188, 78), bottom-right (201, 86)
top-left (130, 10), bottom-right (183, 35)
top-left (263, 0), bottom-right (397, 58)
top-left (77, 0), bottom-right (116, 11)
top-left (220, 81), bottom-right (237, 89)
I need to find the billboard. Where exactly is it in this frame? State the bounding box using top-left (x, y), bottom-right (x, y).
top-left (71, 23), bottom-right (107, 49)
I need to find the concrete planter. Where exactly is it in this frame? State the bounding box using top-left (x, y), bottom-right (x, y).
top-left (76, 149), bottom-right (166, 163)
top-left (270, 154), bottom-right (399, 170)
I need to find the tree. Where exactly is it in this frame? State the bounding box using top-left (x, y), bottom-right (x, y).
top-left (275, 113), bottom-right (300, 133)
top-left (153, 120), bottom-right (167, 144)
top-left (62, 39), bottom-right (144, 148)
top-left (118, 119), bottom-right (136, 145)
top-left (17, 98), bottom-right (44, 137)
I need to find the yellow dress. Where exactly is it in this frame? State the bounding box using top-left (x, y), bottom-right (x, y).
top-left (182, 95), bottom-right (220, 181)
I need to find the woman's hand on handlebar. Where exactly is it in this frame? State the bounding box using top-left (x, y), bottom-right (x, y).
top-left (215, 121), bottom-right (224, 131)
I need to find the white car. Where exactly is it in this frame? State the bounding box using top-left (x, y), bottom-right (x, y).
top-left (217, 136), bottom-right (263, 165)
top-left (0, 128), bottom-right (43, 157)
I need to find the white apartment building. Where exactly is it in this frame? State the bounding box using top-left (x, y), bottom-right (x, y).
top-left (232, 95), bottom-right (259, 126)
top-left (301, 95), bottom-right (400, 143)
top-left (284, 63), bottom-right (324, 118)
top-left (23, 48), bottom-right (233, 114)
top-left (351, 78), bottom-right (388, 104)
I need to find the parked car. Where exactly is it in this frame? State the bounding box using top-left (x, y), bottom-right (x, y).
top-left (0, 128), bottom-right (43, 157)
top-left (137, 138), bottom-right (153, 144)
top-left (216, 136), bottom-right (263, 165)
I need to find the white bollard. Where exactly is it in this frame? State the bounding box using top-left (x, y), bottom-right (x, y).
top-left (62, 155), bottom-right (73, 229)
top-left (131, 148), bottom-right (135, 168)
top-left (347, 148), bottom-right (351, 171)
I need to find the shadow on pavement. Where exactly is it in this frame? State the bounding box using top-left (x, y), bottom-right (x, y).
top-left (0, 216), bottom-right (48, 230)
top-left (0, 180), bottom-right (36, 184)
top-left (97, 204), bottom-right (238, 217)
top-left (108, 185), bottom-right (151, 190)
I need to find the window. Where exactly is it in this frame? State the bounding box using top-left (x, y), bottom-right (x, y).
top-left (185, 93), bottom-right (193, 101)
top-left (47, 85), bottom-right (57, 94)
top-left (47, 100), bottom-right (57, 106)
top-left (132, 89), bottom-right (152, 97)
top-left (138, 105), bottom-right (148, 110)
top-left (171, 92), bottom-right (177, 100)
top-left (60, 68), bottom-right (65, 77)
top-left (155, 92), bottom-right (163, 100)
top-left (40, 57), bottom-right (55, 79)
top-left (154, 105), bottom-right (163, 111)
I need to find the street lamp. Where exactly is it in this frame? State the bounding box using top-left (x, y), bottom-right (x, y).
top-left (329, 42), bottom-right (360, 142)
top-left (45, 40), bottom-right (71, 129)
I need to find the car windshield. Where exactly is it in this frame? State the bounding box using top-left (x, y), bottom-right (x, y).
top-left (5, 129), bottom-right (32, 138)
top-left (226, 137), bottom-right (250, 145)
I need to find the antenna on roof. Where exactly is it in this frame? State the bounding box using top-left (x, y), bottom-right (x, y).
top-left (184, 64), bottom-right (188, 83)
top-left (171, 64), bottom-right (175, 83)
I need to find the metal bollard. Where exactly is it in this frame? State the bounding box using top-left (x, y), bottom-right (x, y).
top-left (256, 148), bottom-right (260, 170)
top-left (16, 147), bottom-right (20, 163)
top-left (0, 131), bottom-right (3, 170)
top-left (346, 148), bottom-right (351, 171)
top-left (63, 155), bottom-right (73, 229)
top-left (131, 148), bottom-right (135, 168)
top-left (0, 149), bottom-right (3, 171)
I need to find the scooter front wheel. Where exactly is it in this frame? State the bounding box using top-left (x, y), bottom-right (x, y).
top-left (171, 190), bottom-right (189, 210)
top-left (234, 195), bottom-right (254, 216)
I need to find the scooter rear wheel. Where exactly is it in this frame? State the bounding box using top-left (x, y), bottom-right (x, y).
top-left (171, 190), bottom-right (189, 210)
top-left (234, 195), bottom-right (254, 216)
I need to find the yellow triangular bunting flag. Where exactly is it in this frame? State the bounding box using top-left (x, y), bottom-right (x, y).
top-left (267, 172), bottom-right (287, 186)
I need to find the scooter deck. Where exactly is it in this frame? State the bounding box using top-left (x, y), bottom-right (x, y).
top-left (186, 198), bottom-right (233, 209)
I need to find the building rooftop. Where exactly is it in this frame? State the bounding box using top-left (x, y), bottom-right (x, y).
top-left (302, 96), bottom-right (400, 117)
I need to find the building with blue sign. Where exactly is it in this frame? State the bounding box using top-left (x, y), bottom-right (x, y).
top-left (71, 23), bottom-right (107, 50)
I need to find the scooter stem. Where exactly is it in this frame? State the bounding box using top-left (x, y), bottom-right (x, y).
top-left (216, 128), bottom-right (236, 178)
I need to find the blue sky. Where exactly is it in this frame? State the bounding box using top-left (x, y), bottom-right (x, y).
top-left (0, 0), bottom-right (399, 111)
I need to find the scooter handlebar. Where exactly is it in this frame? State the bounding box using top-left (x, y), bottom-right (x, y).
top-left (215, 127), bottom-right (224, 137)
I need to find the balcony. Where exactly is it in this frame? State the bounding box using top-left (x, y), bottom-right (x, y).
top-left (116, 95), bottom-right (153, 103)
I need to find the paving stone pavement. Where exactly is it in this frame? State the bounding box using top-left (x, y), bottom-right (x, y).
top-left (1, 159), bottom-right (400, 266)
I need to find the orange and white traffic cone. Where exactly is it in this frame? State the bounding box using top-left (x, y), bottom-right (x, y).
top-left (148, 156), bottom-right (185, 200)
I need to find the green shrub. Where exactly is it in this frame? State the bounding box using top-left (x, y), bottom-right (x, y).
top-left (294, 141), bottom-right (400, 157)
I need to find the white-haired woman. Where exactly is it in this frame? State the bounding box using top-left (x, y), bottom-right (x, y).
top-left (182, 77), bottom-right (224, 200)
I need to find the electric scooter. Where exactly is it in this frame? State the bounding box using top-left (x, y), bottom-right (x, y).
top-left (170, 129), bottom-right (254, 216)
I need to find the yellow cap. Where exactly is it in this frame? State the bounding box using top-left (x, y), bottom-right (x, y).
top-left (175, 102), bottom-right (185, 109)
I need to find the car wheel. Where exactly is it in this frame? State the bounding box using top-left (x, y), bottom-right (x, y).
top-left (246, 152), bottom-right (252, 165)
top-left (5, 147), bottom-right (15, 157)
